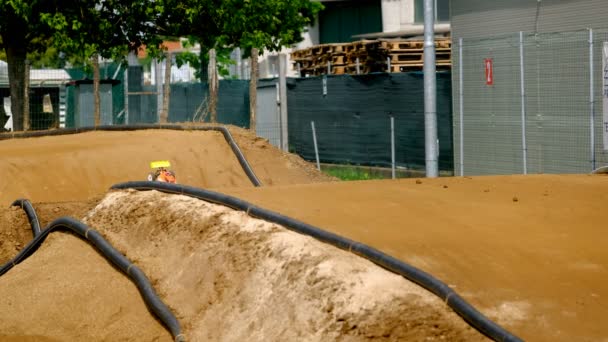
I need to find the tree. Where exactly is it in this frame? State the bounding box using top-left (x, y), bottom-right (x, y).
top-left (0, 0), bottom-right (61, 131)
top-left (42, 0), bottom-right (163, 126)
top-left (160, 0), bottom-right (322, 124)
top-left (0, 0), bottom-right (163, 131)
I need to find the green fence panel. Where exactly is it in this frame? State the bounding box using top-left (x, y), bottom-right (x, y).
top-left (287, 72), bottom-right (453, 172)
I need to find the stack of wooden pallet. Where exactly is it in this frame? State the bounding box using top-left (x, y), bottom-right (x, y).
top-left (291, 43), bottom-right (350, 76)
top-left (291, 38), bottom-right (451, 76)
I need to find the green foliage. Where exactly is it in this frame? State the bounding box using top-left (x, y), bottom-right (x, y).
top-left (40, 0), bottom-right (163, 65)
top-left (161, 0), bottom-right (323, 78)
top-left (323, 166), bottom-right (387, 181)
top-left (213, 0), bottom-right (324, 54)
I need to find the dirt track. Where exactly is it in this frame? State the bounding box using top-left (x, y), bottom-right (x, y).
top-left (226, 174), bottom-right (608, 342)
top-left (1, 129), bottom-right (607, 341)
top-left (0, 129), bottom-right (332, 205)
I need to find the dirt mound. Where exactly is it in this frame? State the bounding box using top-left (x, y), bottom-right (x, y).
top-left (227, 125), bottom-right (336, 185)
top-left (0, 190), bottom-right (487, 341)
top-left (224, 174), bottom-right (608, 342)
top-left (0, 128), bottom-right (332, 206)
top-left (0, 200), bottom-right (99, 264)
top-left (0, 231), bottom-right (172, 341)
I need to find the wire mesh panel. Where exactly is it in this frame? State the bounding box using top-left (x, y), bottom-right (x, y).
top-left (592, 29), bottom-right (608, 170)
top-left (524, 30), bottom-right (591, 174)
top-left (454, 29), bottom-right (608, 175)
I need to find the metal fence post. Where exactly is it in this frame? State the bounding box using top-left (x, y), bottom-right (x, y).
top-left (519, 31), bottom-right (528, 174)
top-left (589, 28), bottom-right (596, 171)
top-left (387, 57), bottom-right (391, 73)
top-left (391, 116), bottom-right (396, 179)
top-left (155, 58), bottom-right (163, 123)
top-left (124, 68), bottom-right (129, 125)
top-left (311, 121), bottom-right (321, 171)
top-left (459, 37), bottom-right (464, 176)
top-left (423, 0), bottom-right (438, 177)
top-left (279, 54), bottom-right (289, 151)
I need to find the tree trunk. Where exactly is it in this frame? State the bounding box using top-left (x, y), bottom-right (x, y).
top-left (249, 48), bottom-right (259, 133)
top-left (5, 44), bottom-right (27, 131)
top-left (207, 49), bottom-right (218, 123)
top-left (93, 54), bottom-right (101, 127)
top-left (160, 52), bottom-right (172, 123)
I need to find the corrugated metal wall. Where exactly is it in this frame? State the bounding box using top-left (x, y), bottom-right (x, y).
top-left (451, 0), bottom-right (608, 39)
top-left (451, 1), bottom-right (608, 175)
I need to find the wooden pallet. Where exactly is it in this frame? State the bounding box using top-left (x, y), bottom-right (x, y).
top-left (293, 38), bottom-right (452, 75)
top-left (332, 66), bottom-right (347, 75)
top-left (331, 55), bottom-right (347, 65)
top-left (435, 39), bottom-right (452, 48)
top-left (329, 43), bottom-right (348, 54)
top-left (389, 51), bottom-right (451, 64)
top-left (291, 48), bottom-right (312, 60)
top-left (378, 39), bottom-right (451, 51)
top-left (345, 64), bottom-right (371, 75)
top-left (389, 62), bottom-right (452, 73)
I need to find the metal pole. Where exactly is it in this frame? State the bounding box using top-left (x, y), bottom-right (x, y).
top-left (519, 31), bottom-right (528, 174)
top-left (589, 28), bottom-right (596, 171)
top-left (423, 0), bottom-right (438, 177)
top-left (356, 58), bottom-right (361, 75)
top-left (279, 54), bottom-right (289, 151)
top-left (387, 56), bottom-right (391, 73)
top-left (391, 116), bottom-right (396, 179)
top-left (459, 37), bottom-right (464, 176)
top-left (327, 61), bottom-right (331, 75)
top-left (311, 121), bottom-right (321, 171)
top-left (235, 47), bottom-right (243, 79)
top-left (124, 68), bottom-right (129, 125)
top-left (155, 58), bottom-right (163, 123)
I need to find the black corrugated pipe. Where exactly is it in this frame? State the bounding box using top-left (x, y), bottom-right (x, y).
top-left (111, 181), bottom-right (524, 342)
top-left (10, 199), bottom-right (41, 237)
top-left (0, 216), bottom-right (185, 342)
top-left (0, 124), bottom-right (262, 187)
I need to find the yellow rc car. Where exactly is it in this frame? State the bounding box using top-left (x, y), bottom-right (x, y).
top-left (147, 160), bottom-right (177, 184)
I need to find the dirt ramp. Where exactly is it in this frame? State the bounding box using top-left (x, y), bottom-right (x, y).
top-left (0, 231), bottom-right (172, 341)
top-left (0, 200), bottom-right (99, 264)
top-left (0, 130), bottom-right (254, 205)
top-left (84, 190), bottom-right (486, 341)
top-left (227, 126), bottom-right (336, 185)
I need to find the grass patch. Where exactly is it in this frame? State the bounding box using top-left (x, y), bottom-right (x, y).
top-left (322, 166), bottom-right (387, 181)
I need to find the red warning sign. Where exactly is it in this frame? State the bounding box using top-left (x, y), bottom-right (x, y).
top-left (484, 58), bottom-right (494, 86)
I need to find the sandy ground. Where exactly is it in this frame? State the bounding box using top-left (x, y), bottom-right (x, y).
top-left (1, 129), bottom-right (607, 341)
top-left (0, 200), bottom-right (99, 264)
top-left (0, 231), bottom-right (172, 341)
top-left (224, 174), bottom-right (608, 342)
top-left (0, 190), bottom-right (486, 341)
top-left (0, 128), bottom-right (333, 205)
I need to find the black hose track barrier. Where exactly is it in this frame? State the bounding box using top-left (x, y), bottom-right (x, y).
top-left (111, 181), bottom-right (524, 342)
top-left (0, 124), bottom-right (261, 187)
top-left (10, 199), bottom-right (42, 238)
top-left (0, 215), bottom-right (185, 342)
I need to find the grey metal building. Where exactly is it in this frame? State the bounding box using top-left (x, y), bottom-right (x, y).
top-left (451, 0), bottom-right (608, 175)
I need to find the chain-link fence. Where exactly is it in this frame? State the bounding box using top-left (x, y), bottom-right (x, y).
top-left (0, 67), bottom-right (72, 131)
top-left (2, 57), bottom-right (251, 132)
top-left (452, 28), bottom-right (608, 176)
